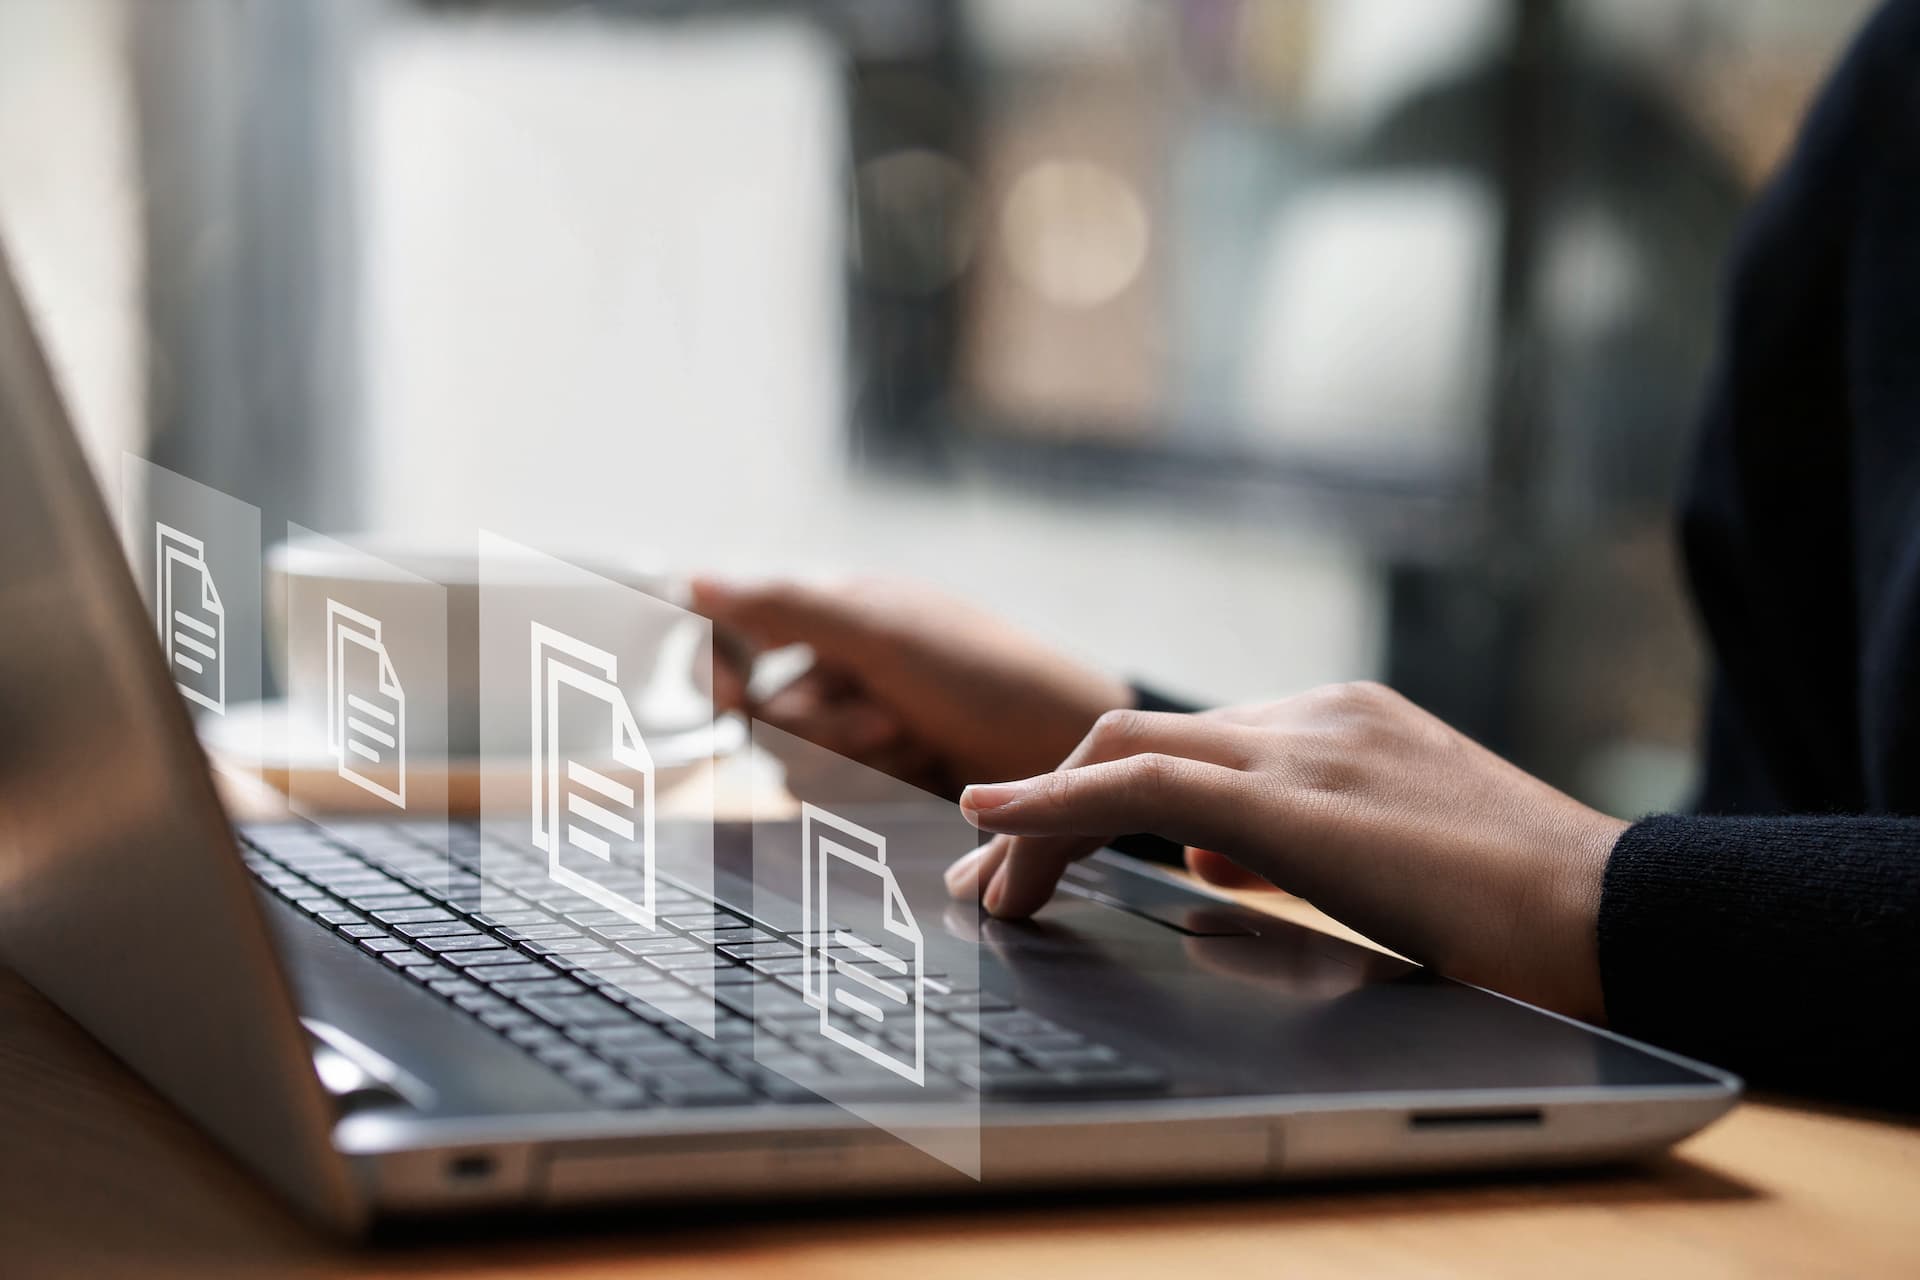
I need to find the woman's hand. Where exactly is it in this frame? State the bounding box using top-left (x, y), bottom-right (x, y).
top-left (691, 576), bottom-right (1133, 798)
top-left (947, 682), bottom-right (1626, 1023)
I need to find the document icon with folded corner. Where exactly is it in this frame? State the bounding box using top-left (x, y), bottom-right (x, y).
top-left (154, 523), bottom-right (226, 715)
top-left (325, 600), bottom-right (407, 808)
top-left (531, 622), bottom-right (656, 929)
top-left (800, 804), bottom-right (926, 1086)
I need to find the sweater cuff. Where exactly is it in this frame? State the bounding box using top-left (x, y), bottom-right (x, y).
top-left (1130, 682), bottom-right (1202, 716)
top-left (1599, 813), bottom-right (1920, 1106)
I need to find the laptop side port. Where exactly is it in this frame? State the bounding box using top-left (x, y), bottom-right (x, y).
top-left (1406, 1108), bottom-right (1545, 1130)
top-left (446, 1153), bottom-right (497, 1183)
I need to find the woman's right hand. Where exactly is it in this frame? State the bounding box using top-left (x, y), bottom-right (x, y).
top-left (691, 576), bottom-right (1134, 798)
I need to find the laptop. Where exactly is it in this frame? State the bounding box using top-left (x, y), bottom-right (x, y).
top-left (0, 239), bottom-right (1738, 1235)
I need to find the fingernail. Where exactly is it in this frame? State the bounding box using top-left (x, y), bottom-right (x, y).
top-left (960, 780), bottom-right (1032, 815)
top-left (944, 845), bottom-right (989, 898)
top-left (982, 868), bottom-right (1007, 915)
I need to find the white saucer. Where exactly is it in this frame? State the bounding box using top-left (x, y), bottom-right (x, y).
top-left (202, 699), bottom-right (746, 815)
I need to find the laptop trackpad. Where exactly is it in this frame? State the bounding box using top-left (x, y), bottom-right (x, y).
top-left (1057, 860), bottom-right (1262, 936)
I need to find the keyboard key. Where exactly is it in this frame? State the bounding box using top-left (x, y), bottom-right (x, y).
top-left (519, 995), bottom-right (633, 1028)
top-left (715, 941), bottom-right (800, 961)
top-left (590, 924), bottom-right (661, 942)
top-left (560, 910), bottom-right (639, 927)
top-left (418, 933), bottom-right (514, 953)
top-left (660, 914), bottom-right (744, 934)
top-left (689, 926), bottom-right (778, 946)
top-left (499, 924), bottom-right (581, 941)
top-left (492, 978), bottom-right (587, 999)
top-left (380, 950), bottom-right (437, 969)
top-left (953, 1010), bottom-right (1082, 1045)
top-left (442, 948), bottom-right (525, 970)
top-left (371, 907), bottom-right (454, 925)
top-left (642, 999), bottom-right (718, 1026)
top-left (671, 966), bottom-right (759, 991)
top-left (312, 876), bottom-right (396, 895)
top-left (505, 1024), bottom-right (568, 1050)
top-left (531, 1043), bottom-right (600, 1071)
top-left (346, 892), bottom-right (429, 911)
top-left (521, 938), bottom-right (609, 957)
top-left (585, 1080), bottom-right (651, 1109)
top-left (924, 991), bottom-right (1015, 1014)
top-left (564, 952), bottom-right (642, 973)
top-left (317, 910), bottom-right (365, 927)
top-left (574, 1023), bottom-right (678, 1050)
top-left (478, 965), bottom-right (567, 987)
top-left (642, 951), bottom-right (717, 972)
top-left (1015, 1033), bottom-right (1092, 1055)
top-left (357, 936), bottom-right (410, 954)
top-left (559, 1061), bottom-right (628, 1091)
top-left (393, 922), bottom-right (477, 940)
top-left (1021, 1045), bottom-right (1122, 1070)
top-left (647, 1071), bottom-right (756, 1107)
top-left (617, 937), bottom-right (706, 957)
top-left (542, 955), bottom-right (631, 980)
top-left (469, 910), bottom-right (549, 928)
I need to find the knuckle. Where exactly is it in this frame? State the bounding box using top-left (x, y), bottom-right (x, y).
top-left (1090, 708), bottom-right (1150, 749)
top-left (1301, 679), bottom-right (1400, 724)
top-left (1036, 767), bottom-right (1081, 806)
top-left (1328, 679), bottom-right (1385, 707)
top-left (1128, 752), bottom-right (1184, 792)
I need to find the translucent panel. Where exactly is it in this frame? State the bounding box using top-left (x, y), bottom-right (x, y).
top-left (477, 531), bottom-right (716, 1037)
top-left (278, 525), bottom-right (450, 874)
top-left (117, 454), bottom-right (261, 779)
top-left (750, 721), bottom-right (983, 1181)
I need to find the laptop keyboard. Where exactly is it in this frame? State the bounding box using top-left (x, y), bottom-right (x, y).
top-left (239, 822), bottom-right (1167, 1112)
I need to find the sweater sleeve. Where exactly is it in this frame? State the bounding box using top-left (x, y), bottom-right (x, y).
top-left (1598, 814), bottom-right (1920, 1108)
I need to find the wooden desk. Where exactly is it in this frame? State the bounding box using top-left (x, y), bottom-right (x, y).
top-left (5, 771), bottom-right (1917, 1276)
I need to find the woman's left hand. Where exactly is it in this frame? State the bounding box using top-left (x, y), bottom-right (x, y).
top-left (947, 683), bottom-right (1627, 1023)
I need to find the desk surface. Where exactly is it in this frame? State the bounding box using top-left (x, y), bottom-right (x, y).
top-left (5, 771), bottom-right (1918, 1276)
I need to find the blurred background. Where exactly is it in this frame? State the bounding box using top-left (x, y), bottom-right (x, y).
top-left (0, 0), bottom-right (1880, 814)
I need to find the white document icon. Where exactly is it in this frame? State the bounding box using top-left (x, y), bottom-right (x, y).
top-left (326, 600), bottom-right (406, 808)
top-left (800, 804), bottom-right (926, 1086)
top-left (154, 523), bottom-right (225, 715)
top-left (531, 622), bottom-right (655, 928)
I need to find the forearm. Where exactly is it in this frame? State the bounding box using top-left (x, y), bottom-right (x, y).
top-left (1599, 814), bottom-right (1920, 1109)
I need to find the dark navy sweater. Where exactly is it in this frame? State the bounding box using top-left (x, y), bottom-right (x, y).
top-left (1599, 0), bottom-right (1920, 1108)
top-left (1141, 0), bottom-right (1920, 1109)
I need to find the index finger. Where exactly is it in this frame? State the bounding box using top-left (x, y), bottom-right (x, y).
top-left (950, 710), bottom-right (1259, 918)
top-left (963, 747), bottom-right (1256, 920)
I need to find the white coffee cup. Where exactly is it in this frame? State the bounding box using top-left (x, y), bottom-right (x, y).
top-left (267, 536), bottom-right (702, 760)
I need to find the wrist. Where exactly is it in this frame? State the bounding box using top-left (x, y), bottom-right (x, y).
top-left (1531, 809), bottom-right (1627, 1025)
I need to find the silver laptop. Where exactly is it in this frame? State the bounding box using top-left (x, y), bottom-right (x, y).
top-left (0, 240), bottom-right (1738, 1235)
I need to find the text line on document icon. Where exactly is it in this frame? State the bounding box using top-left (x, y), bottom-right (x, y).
top-left (531, 622), bottom-right (656, 929)
top-left (325, 600), bottom-right (407, 808)
top-left (154, 523), bottom-right (226, 715)
top-left (800, 804), bottom-right (926, 1086)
